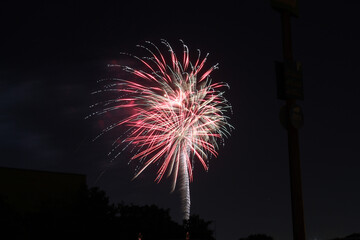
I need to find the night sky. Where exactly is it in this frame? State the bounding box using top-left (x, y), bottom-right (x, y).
top-left (1, 1), bottom-right (360, 240)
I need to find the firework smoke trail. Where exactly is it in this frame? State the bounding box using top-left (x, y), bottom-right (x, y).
top-left (88, 40), bottom-right (233, 220)
top-left (180, 146), bottom-right (191, 220)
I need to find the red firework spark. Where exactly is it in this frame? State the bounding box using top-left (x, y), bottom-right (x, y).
top-left (89, 39), bottom-right (232, 219)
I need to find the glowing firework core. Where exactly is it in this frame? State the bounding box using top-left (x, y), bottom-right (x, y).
top-left (91, 40), bottom-right (232, 220)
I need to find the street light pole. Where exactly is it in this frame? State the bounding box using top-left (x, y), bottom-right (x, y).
top-left (281, 11), bottom-right (306, 240)
top-left (272, 1), bottom-right (306, 240)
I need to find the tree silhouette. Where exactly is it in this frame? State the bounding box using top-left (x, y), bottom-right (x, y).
top-left (331, 233), bottom-right (360, 240)
top-left (1, 185), bottom-right (216, 239)
top-left (239, 234), bottom-right (274, 240)
top-left (117, 203), bottom-right (184, 239)
top-left (186, 214), bottom-right (215, 240)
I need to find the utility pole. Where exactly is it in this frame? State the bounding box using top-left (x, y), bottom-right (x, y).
top-left (271, 1), bottom-right (306, 240)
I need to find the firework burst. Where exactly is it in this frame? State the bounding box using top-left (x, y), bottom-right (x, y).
top-left (88, 39), bottom-right (233, 220)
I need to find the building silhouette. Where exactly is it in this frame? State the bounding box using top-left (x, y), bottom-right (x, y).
top-left (0, 167), bottom-right (86, 213)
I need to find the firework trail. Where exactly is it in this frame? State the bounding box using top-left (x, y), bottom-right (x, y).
top-left (88, 39), bottom-right (232, 220)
